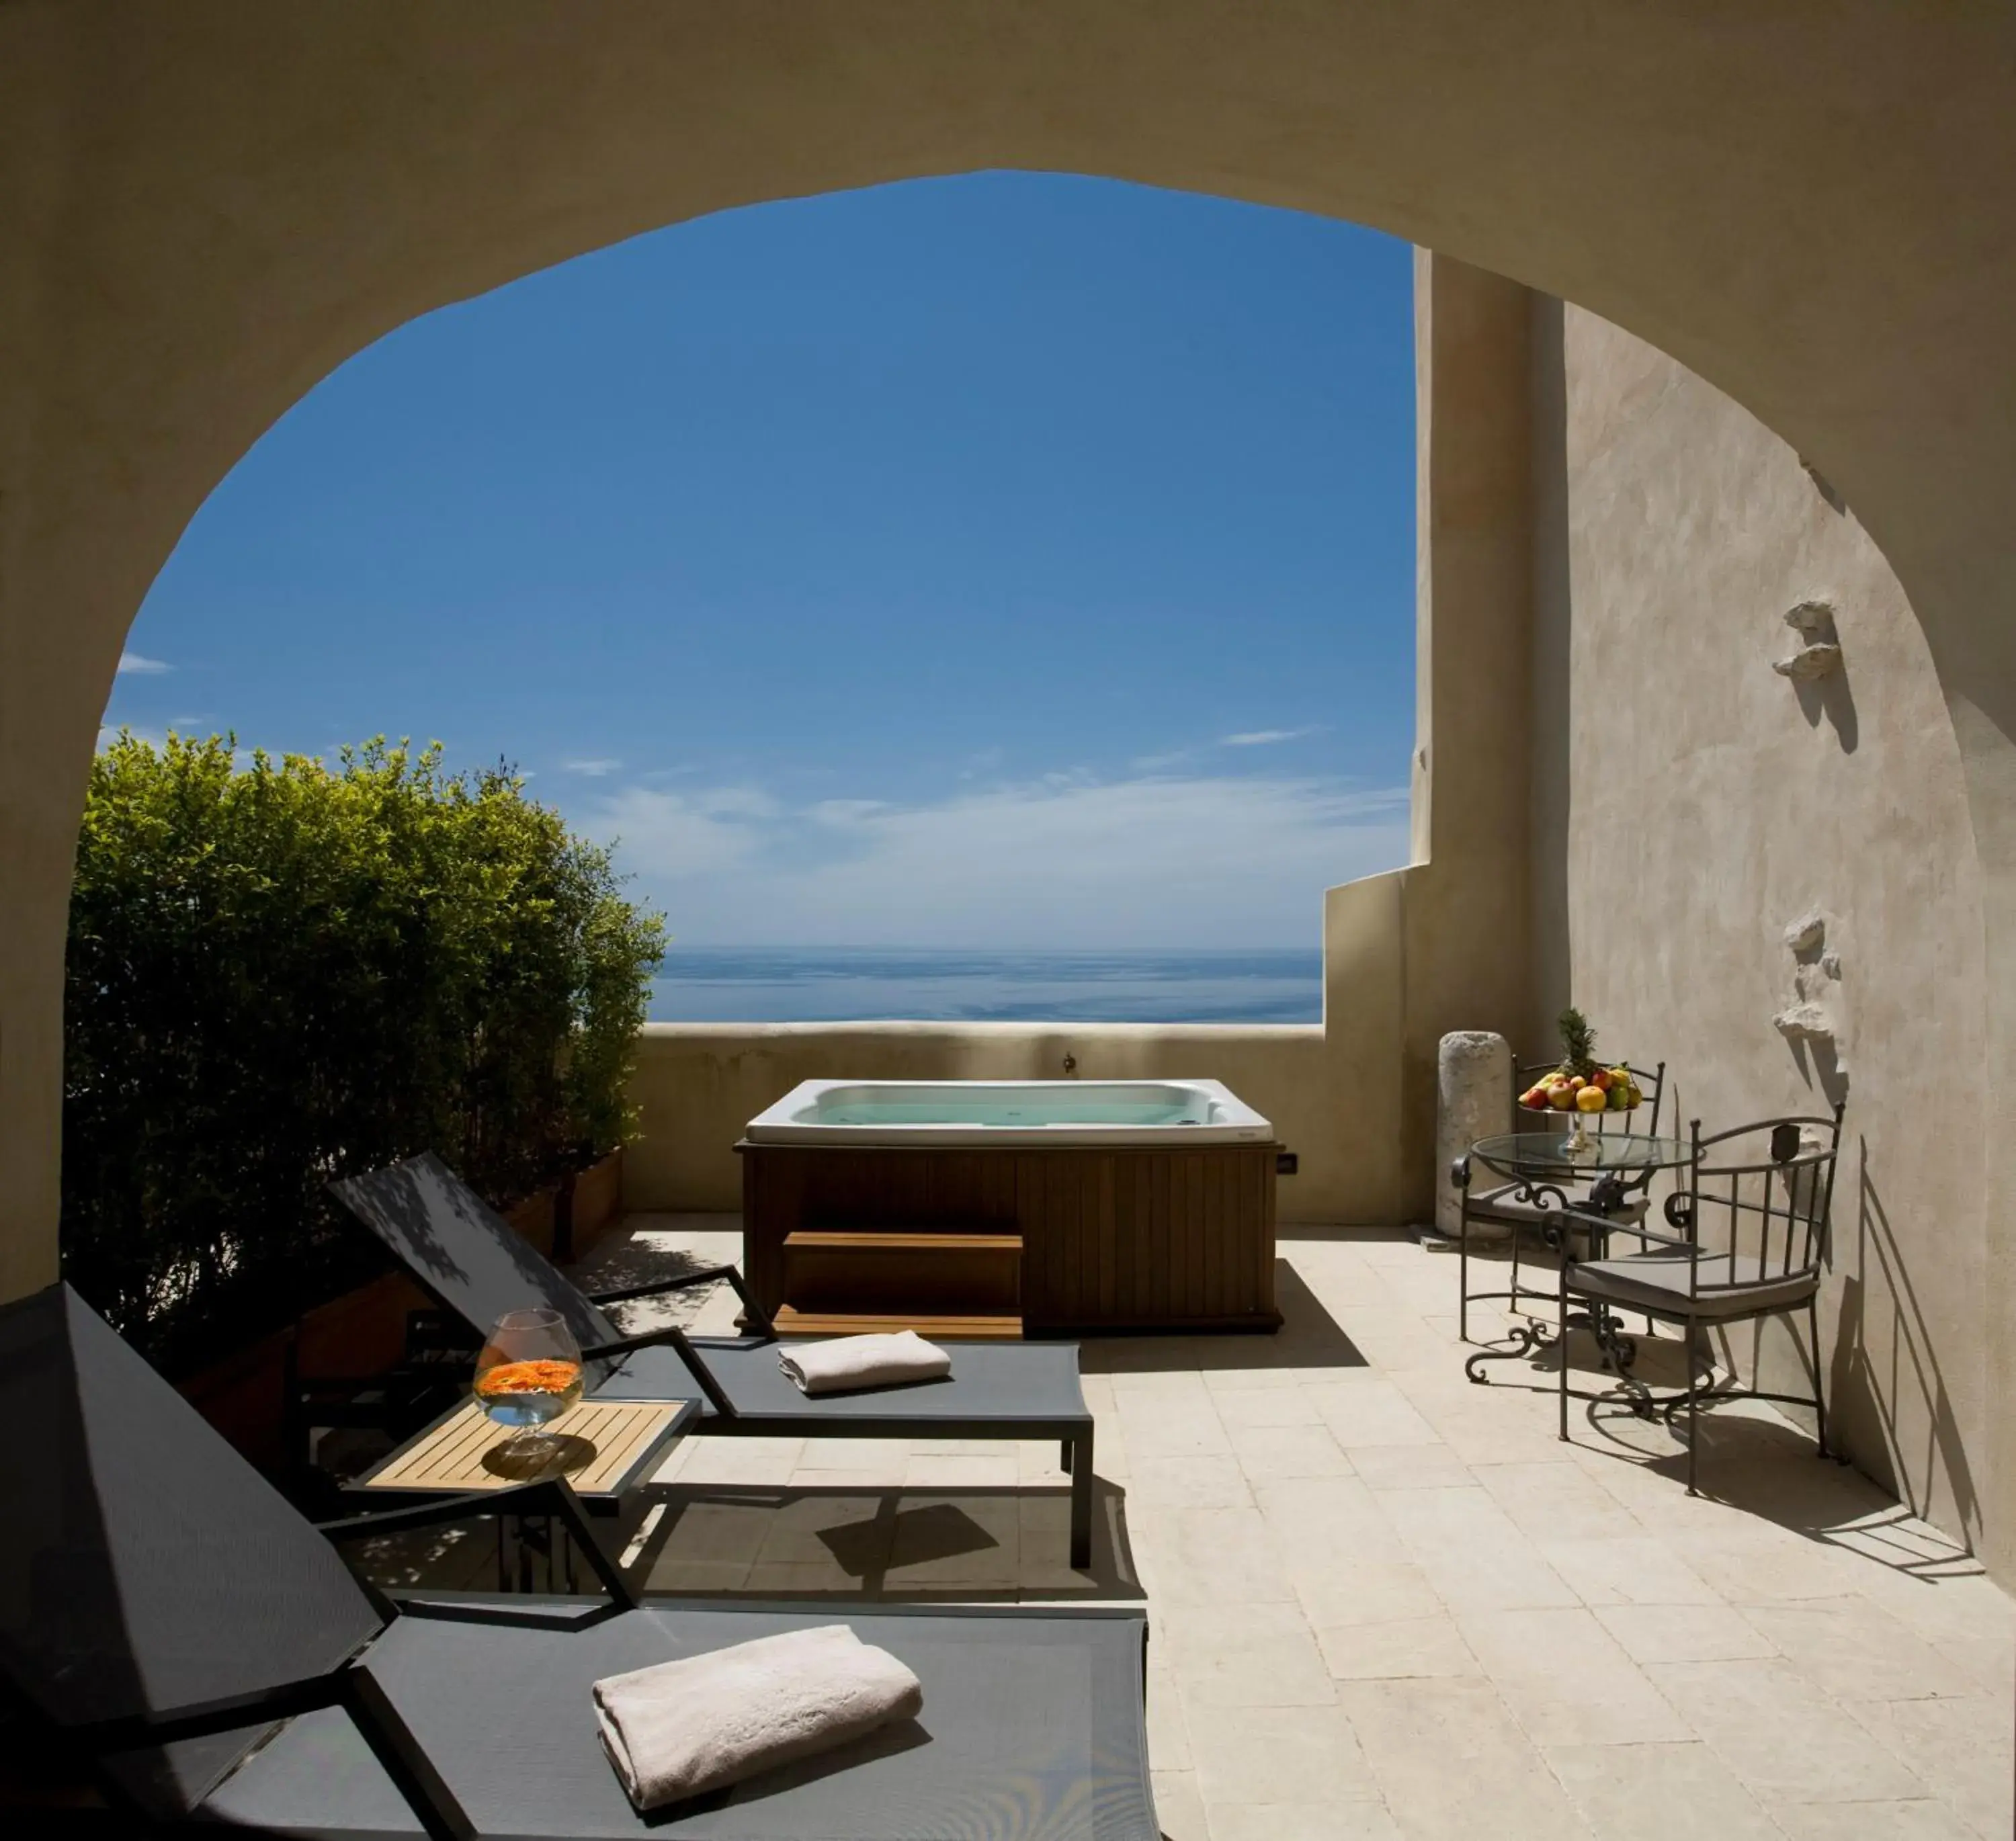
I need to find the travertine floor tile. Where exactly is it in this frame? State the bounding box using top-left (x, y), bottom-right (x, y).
top-left (1593, 1602), bottom-right (1776, 1664)
top-left (1535, 1533), bottom-right (1723, 1607)
top-left (1126, 1453), bottom-right (1253, 1510)
top-left (796, 1435), bottom-right (909, 1471)
top-left (1476, 1459), bottom-right (1647, 1541)
top-left (1544, 1740), bottom-right (1781, 1839)
top-left (1152, 1770), bottom-right (1209, 1841)
top-left (1336, 1676), bottom-right (1597, 1839)
top-left (1131, 1506), bottom-right (1296, 1607)
top-left (1344, 1442), bottom-right (1474, 1492)
top-left (1374, 1486), bottom-right (1581, 1613)
top-left (1116, 1389), bottom-right (1234, 1459)
top-left (1204, 1803), bottom-right (1402, 1840)
top-left (1212, 1385), bottom-right (1325, 1427)
top-left (1164, 1601), bottom-right (1339, 1708)
top-left (1742, 1596), bottom-right (1978, 1702)
top-left (1259, 1475), bottom-right (1409, 1565)
top-left (1316, 1614), bottom-right (1480, 1680)
top-left (1304, 1378), bottom-right (1443, 1448)
top-left (1765, 1801), bottom-right (1983, 1838)
top-left (1226, 1420), bottom-right (1353, 1480)
top-left (1288, 1557), bottom-right (1443, 1629)
top-left (1459, 1607), bottom-right (1691, 1745)
top-left (1844, 1693), bottom-right (2015, 1840)
top-left (902, 1451), bottom-right (1018, 1488)
top-left (1144, 1663), bottom-right (1191, 1771)
top-left (672, 1437), bottom-right (804, 1484)
top-left (1187, 1701), bottom-right (1381, 1803)
top-left (1647, 1658), bottom-right (1928, 1803)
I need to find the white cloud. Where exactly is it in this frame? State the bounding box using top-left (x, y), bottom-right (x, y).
top-left (559, 757), bottom-right (622, 777)
top-left (581, 770), bottom-right (1409, 948)
top-left (1220, 726), bottom-right (1320, 748)
top-left (116, 651), bottom-right (171, 675)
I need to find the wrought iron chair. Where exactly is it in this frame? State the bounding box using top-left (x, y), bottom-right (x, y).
top-left (1452, 1057), bottom-right (1667, 1340)
top-left (1554, 1104), bottom-right (1845, 1494)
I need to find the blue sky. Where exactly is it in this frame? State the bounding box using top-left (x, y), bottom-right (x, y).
top-left (110, 174), bottom-right (1415, 948)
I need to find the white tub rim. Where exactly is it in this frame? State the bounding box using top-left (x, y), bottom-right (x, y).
top-left (743, 1076), bottom-right (1274, 1147)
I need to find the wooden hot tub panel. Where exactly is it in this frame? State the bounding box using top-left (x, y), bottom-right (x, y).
top-left (739, 1142), bottom-right (1280, 1336)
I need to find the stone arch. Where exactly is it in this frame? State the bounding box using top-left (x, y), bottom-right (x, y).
top-left (6, 6), bottom-right (2014, 1551)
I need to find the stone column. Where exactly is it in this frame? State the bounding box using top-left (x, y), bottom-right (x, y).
top-left (1436, 1031), bottom-right (1511, 1239)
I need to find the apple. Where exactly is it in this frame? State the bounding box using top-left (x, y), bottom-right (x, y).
top-left (1519, 1084), bottom-right (1550, 1110)
top-left (1546, 1079), bottom-right (1578, 1111)
top-left (1586, 1067), bottom-right (1613, 1092)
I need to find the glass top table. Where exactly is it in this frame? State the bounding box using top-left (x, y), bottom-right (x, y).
top-left (1470, 1131), bottom-right (1693, 1179)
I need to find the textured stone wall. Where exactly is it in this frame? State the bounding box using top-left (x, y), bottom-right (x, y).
top-left (1534, 304), bottom-right (1994, 1562)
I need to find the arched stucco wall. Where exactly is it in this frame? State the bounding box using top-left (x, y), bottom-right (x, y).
top-left (5, 5), bottom-right (2015, 1555)
top-left (1532, 302), bottom-right (1991, 1552)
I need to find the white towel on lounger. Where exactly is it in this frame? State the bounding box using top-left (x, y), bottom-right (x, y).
top-left (778, 1330), bottom-right (953, 1396)
top-left (593, 1623), bottom-right (923, 1810)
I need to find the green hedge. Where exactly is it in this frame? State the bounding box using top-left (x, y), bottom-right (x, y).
top-left (64, 734), bottom-right (666, 1373)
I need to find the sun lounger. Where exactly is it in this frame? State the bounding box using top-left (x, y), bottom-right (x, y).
top-left (0, 1281), bottom-right (1152, 1839)
top-left (331, 1152), bottom-right (1097, 1566)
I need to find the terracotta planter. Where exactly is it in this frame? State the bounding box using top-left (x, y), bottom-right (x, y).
top-left (560, 1147), bottom-right (625, 1264)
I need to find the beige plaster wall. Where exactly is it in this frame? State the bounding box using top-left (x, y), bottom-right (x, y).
top-left (1535, 305), bottom-right (1991, 1553)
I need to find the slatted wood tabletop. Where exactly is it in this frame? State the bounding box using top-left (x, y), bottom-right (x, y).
top-left (358, 1395), bottom-right (694, 1500)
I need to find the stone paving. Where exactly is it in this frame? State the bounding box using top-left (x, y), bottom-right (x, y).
top-left (374, 1217), bottom-right (2016, 1840)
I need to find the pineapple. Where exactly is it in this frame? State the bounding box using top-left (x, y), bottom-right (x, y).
top-left (1556, 1007), bottom-right (1598, 1082)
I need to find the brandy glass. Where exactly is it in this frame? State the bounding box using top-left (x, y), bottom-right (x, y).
top-left (472, 1306), bottom-right (585, 1467)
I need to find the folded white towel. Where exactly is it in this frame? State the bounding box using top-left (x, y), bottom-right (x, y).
top-left (593, 1623), bottom-right (923, 1810)
top-left (778, 1330), bottom-right (953, 1396)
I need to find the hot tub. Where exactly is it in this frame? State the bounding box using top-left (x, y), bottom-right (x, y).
top-left (745, 1078), bottom-right (1273, 1147)
top-left (738, 1078), bottom-right (1282, 1335)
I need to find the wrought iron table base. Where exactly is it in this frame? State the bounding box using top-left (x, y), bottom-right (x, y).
top-left (1464, 1303), bottom-right (1656, 1407)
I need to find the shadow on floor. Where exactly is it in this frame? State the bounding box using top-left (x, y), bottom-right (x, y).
top-left (1081, 1260), bottom-right (1367, 1375)
top-left (623, 1479), bottom-right (1143, 1604)
top-left (1470, 1313), bottom-right (1984, 1582)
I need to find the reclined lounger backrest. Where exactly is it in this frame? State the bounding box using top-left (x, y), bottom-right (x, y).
top-left (330, 1150), bottom-right (622, 1377)
top-left (0, 1284), bottom-right (388, 1819)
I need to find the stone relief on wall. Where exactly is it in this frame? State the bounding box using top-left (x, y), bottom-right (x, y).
top-left (1772, 599), bottom-right (1843, 681)
top-left (1773, 906), bottom-right (1849, 1101)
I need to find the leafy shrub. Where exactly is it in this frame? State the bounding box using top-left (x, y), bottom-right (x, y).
top-left (63, 734), bottom-right (665, 1373)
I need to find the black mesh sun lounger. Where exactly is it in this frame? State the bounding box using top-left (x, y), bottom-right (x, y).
top-left (331, 1152), bottom-right (1097, 1566)
top-left (0, 1283), bottom-right (1153, 1840)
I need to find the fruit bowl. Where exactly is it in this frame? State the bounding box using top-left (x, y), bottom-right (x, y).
top-left (1516, 1068), bottom-right (1643, 1154)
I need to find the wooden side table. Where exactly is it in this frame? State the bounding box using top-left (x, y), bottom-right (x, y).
top-left (351, 1394), bottom-right (697, 1590)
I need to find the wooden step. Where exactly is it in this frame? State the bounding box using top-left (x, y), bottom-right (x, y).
top-left (782, 1231), bottom-right (1023, 1252)
top-left (771, 1307), bottom-right (1025, 1340)
top-left (782, 1228), bottom-right (1023, 1320)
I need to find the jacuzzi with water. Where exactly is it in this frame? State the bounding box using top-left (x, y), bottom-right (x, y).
top-left (739, 1078), bottom-right (1282, 1335)
top-left (745, 1078), bottom-right (1273, 1148)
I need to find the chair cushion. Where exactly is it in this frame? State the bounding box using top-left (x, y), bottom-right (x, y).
top-left (202, 1597), bottom-right (1155, 1839)
top-left (1568, 1247), bottom-right (1818, 1321)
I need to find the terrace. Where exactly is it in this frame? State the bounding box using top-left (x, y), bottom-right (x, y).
top-left (339, 1213), bottom-right (2011, 1840)
top-left (8, 11), bottom-right (2016, 1841)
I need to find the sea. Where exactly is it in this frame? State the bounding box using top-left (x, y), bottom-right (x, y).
top-left (648, 947), bottom-right (1322, 1025)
